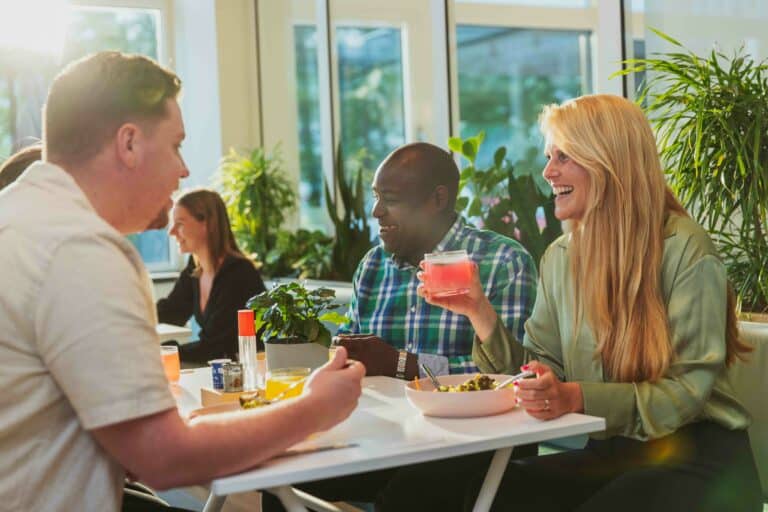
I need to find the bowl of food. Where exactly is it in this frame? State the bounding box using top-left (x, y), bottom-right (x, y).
top-left (405, 374), bottom-right (518, 418)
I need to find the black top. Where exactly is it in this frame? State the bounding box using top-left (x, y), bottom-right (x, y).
top-left (157, 255), bottom-right (266, 363)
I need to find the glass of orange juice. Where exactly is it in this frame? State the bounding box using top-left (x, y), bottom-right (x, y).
top-left (161, 345), bottom-right (181, 383)
top-left (265, 367), bottom-right (310, 400)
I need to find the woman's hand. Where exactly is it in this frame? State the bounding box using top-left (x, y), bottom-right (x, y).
top-left (515, 361), bottom-right (583, 420)
top-left (416, 261), bottom-right (497, 341)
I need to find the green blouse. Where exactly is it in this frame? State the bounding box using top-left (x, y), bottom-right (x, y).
top-left (473, 214), bottom-right (751, 440)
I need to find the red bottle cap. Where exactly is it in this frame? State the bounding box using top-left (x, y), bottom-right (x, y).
top-left (238, 309), bottom-right (255, 336)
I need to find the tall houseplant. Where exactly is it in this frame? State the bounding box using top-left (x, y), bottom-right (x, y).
top-left (616, 30), bottom-right (768, 312)
top-left (324, 147), bottom-right (373, 281)
top-left (215, 145), bottom-right (297, 276)
top-left (450, 131), bottom-right (562, 267)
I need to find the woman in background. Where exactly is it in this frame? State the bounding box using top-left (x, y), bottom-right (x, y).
top-left (158, 188), bottom-right (265, 364)
top-left (0, 144), bottom-right (42, 191)
top-left (419, 94), bottom-right (761, 511)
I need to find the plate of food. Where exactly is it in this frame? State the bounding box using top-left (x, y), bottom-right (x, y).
top-left (405, 373), bottom-right (519, 418)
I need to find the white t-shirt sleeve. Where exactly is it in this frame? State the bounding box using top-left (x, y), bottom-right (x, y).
top-left (35, 234), bottom-right (175, 430)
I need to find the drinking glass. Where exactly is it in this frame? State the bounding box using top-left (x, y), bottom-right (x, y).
top-left (255, 352), bottom-right (267, 389)
top-left (265, 367), bottom-right (311, 400)
top-left (161, 345), bottom-right (181, 383)
top-left (422, 250), bottom-right (473, 297)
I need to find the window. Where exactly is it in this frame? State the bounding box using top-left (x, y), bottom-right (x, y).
top-left (293, 23), bottom-right (406, 229)
top-left (294, 25), bottom-right (325, 231)
top-left (457, 26), bottom-right (592, 173)
top-left (0, 3), bottom-right (175, 270)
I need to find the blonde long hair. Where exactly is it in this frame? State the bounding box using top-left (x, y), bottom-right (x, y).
top-left (539, 94), bottom-right (747, 382)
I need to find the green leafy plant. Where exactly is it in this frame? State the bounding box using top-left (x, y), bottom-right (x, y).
top-left (215, 145), bottom-right (297, 276)
top-left (324, 147), bottom-right (374, 280)
top-left (246, 282), bottom-right (347, 347)
top-left (265, 228), bottom-right (334, 280)
top-left (450, 131), bottom-right (561, 267)
top-left (615, 29), bottom-right (768, 311)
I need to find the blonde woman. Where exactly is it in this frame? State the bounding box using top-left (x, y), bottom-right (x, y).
top-left (418, 94), bottom-right (761, 511)
top-left (157, 188), bottom-right (265, 363)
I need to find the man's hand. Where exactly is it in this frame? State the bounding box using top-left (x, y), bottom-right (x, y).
top-left (334, 334), bottom-right (412, 377)
top-left (303, 346), bottom-right (366, 431)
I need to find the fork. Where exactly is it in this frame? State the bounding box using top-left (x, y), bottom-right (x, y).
top-left (420, 363), bottom-right (443, 390)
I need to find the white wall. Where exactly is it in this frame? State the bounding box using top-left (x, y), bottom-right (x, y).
top-left (173, 0), bottom-right (223, 188)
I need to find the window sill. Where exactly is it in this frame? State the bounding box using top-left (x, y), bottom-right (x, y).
top-left (151, 270), bottom-right (181, 282)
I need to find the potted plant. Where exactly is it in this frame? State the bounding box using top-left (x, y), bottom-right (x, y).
top-left (616, 29), bottom-right (768, 315)
top-left (246, 282), bottom-right (347, 370)
top-left (215, 145), bottom-right (297, 277)
top-left (449, 131), bottom-right (562, 267)
top-left (323, 146), bottom-right (374, 281)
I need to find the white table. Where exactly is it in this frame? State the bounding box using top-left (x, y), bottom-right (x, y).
top-left (175, 368), bottom-right (605, 512)
top-left (156, 322), bottom-right (193, 345)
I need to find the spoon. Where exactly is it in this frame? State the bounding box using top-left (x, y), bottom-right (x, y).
top-left (495, 370), bottom-right (535, 390)
top-left (420, 363), bottom-right (443, 390)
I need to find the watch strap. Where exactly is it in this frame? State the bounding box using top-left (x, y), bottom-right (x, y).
top-left (395, 350), bottom-right (408, 379)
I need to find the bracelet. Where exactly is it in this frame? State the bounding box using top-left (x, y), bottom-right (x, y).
top-left (395, 350), bottom-right (408, 379)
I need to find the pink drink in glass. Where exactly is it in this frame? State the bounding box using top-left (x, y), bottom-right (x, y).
top-left (423, 250), bottom-right (472, 297)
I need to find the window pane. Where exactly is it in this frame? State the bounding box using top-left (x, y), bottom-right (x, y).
top-left (294, 25), bottom-right (326, 231)
top-left (294, 22), bottom-right (406, 231)
top-left (62, 8), bottom-right (159, 61)
top-left (337, 26), bottom-right (406, 214)
top-left (65, 8), bottom-right (168, 268)
top-left (457, 26), bottom-right (592, 175)
top-left (457, 0), bottom-right (590, 6)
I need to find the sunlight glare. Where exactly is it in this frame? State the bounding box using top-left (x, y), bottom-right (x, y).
top-left (0, 0), bottom-right (69, 57)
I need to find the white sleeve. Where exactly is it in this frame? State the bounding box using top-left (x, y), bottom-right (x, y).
top-left (35, 234), bottom-right (175, 429)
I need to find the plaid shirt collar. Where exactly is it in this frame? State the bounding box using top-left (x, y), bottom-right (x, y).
top-left (389, 215), bottom-right (466, 270)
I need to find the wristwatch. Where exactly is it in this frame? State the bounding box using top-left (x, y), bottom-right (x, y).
top-left (395, 350), bottom-right (408, 379)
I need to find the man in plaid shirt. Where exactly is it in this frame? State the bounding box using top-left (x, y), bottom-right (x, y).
top-left (264, 142), bottom-right (538, 512)
top-left (336, 142), bottom-right (537, 378)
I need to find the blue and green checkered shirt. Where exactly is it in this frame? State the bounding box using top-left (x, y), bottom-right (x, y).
top-left (338, 216), bottom-right (537, 374)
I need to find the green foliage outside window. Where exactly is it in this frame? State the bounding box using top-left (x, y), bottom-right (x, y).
top-left (451, 131), bottom-right (561, 268)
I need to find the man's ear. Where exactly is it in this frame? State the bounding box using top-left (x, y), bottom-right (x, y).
top-left (433, 185), bottom-right (450, 212)
top-left (115, 123), bottom-right (140, 168)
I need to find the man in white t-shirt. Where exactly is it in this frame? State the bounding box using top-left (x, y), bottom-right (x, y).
top-left (0, 51), bottom-right (365, 512)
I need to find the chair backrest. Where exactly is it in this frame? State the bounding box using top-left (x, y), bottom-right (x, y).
top-left (729, 322), bottom-right (768, 500)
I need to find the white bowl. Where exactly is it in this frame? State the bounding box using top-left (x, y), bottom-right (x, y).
top-left (405, 373), bottom-right (518, 418)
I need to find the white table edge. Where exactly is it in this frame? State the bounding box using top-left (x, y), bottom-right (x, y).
top-left (208, 415), bottom-right (606, 496)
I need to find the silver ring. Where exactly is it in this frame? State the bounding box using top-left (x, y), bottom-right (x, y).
top-left (544, 399), bottom-right (551, 410)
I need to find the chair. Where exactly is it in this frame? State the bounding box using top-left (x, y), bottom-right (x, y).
top-left (728, 322), bottom-right (768, 503)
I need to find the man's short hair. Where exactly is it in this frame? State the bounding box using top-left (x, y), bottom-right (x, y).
top-left (43, 51), bottom-right (181, 164)
top-left (384, 142), bottom-right (460, 211)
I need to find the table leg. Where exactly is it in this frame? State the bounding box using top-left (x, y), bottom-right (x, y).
top-left (472, 446), bottom-right (513, 512)
top-left (202, 493), bottom-right (226, 512)
top-left (265, 485), bottom-right (309, 512)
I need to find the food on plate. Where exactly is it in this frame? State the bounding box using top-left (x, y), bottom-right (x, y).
top-left (435, 374), bottom-right (497, 392)
top-left (239, 391), bottom-right (270, 409)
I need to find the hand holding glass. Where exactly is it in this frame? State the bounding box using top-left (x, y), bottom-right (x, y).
top-left (422, 250), bottom-right (473, 297)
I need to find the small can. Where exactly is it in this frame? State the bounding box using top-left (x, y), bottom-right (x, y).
top-left (208, 358), bottom-right (232, 390)
top-left (223, 362), bottom-right (244, 392)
